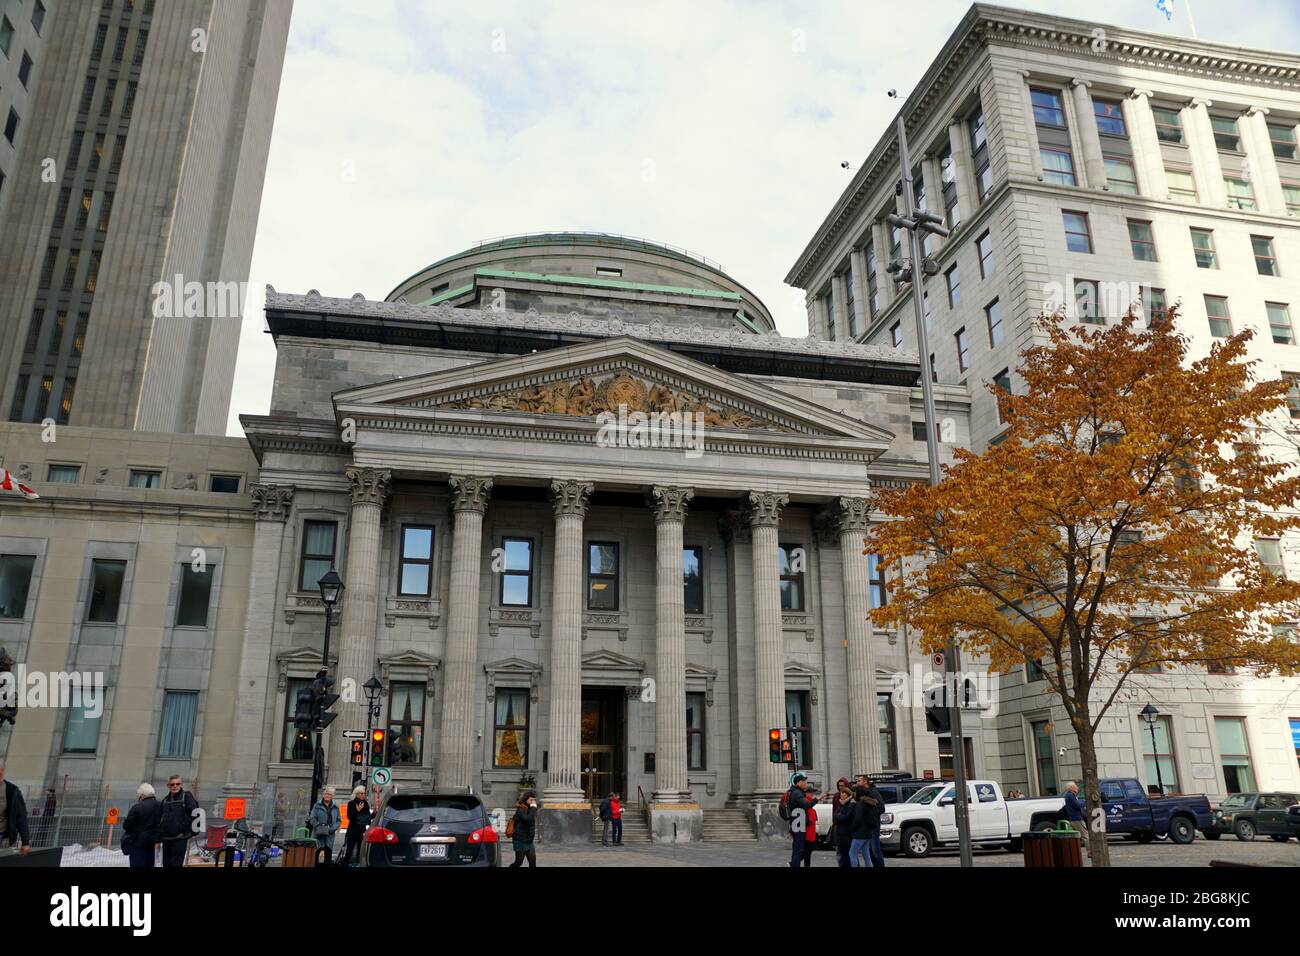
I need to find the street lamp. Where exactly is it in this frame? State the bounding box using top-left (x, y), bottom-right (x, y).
top-left (1139, 704), bottom-right (1165, 796)
top-left (309, 568), bottom-right (344, 810)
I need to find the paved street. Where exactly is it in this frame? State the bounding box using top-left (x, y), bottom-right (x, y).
top-left (535, 836), bottom-right (1300, 867)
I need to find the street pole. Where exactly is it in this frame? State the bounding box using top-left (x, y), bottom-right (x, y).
top-left (1148, 723), bottom-right (1165, 796)
top-left (309, 606), bottom-right (334, 813)
top-left (894, 110), bottom-right (975, 868)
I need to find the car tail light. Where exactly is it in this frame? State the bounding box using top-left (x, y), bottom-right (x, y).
top-left (468, 825), bottom-right (498, 844)
top-left (365, 827), bottom-right (398, 844)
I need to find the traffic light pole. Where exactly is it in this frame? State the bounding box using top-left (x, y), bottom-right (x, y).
top-left (309, 603), bottom-right (336, 813)
top-left (894, 110), bottom-right (975, 869)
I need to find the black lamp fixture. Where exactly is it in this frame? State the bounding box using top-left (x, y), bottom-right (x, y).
top-left (317, 568), bottom-right (344, 606)
top-left (363, 674), bottom-right (382, 707)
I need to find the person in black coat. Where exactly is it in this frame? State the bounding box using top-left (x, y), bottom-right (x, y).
top-left (123, 783), bottom-right (163, 868)
top-left (508, 790), bottom-right (538, 867)
top-left (0, 759), bottom-right (32, 855)
top-left (784, 772), bottom-right (817, 869)
top-left (343, 785), bottom-right (373, 866)
top-left (158, 775), bottom-right (199, 867)
top-left (848, 785), bottom-right (882, 867)
top-left (831, 779), bottom-right (855, 868)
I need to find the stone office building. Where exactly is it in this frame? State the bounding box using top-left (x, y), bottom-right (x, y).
top-left (222, 233), bottom-right (976, 840)
top-left (787, 4), bottom-right (1300, 798)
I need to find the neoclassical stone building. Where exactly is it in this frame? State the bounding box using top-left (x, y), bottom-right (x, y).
top-left (224, 234), bottom-right (974, 840)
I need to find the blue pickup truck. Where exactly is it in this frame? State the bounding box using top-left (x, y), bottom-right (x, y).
top-left (1096, 777), bottom-right (1214, 844)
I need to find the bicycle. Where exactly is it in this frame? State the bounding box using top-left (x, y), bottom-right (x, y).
top-left (230, 822), bottom-right (286, 868)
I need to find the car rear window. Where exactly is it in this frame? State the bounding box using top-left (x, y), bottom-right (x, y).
top-left (384, 796), bottom-right (483, 825)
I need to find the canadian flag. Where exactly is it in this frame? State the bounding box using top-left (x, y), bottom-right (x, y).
top-left (0, 468), bottom-right (40, 500)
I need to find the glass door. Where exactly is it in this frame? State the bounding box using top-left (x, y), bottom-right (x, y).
top-left (582, 747), bottom-right (613, 800)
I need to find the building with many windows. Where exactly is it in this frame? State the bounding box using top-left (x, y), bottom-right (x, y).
top-left (0, 0), bottom-right (291, 435)
top-left (788, 4), bottom-right (1300, 798)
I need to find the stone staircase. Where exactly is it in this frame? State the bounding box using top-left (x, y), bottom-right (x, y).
top-left (701, 808), bottom-right (758, 843)
top-left (588, 805), bottom-right (651, 844)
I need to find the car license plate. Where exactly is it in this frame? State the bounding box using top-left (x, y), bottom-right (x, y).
top-left (418, 844), bottom-right (448, 860)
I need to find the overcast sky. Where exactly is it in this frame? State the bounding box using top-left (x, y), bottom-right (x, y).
top-left (227, 0), bottom-right (1300, 435)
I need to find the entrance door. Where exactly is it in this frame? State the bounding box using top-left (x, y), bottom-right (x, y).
top-left (582, 747), bottom-right (614, 799)
top-left (580, 687), bottom-right (626, 801)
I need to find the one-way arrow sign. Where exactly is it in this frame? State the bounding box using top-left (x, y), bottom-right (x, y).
top-left (342, 730), bottom-right (367, 740)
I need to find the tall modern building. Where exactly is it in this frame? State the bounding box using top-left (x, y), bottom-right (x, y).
top-left (0, 0), bottom-right (292, 435)
top-left (789, 5), bottom-right (1300, 798)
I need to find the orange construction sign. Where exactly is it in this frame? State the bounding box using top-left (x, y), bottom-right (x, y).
top-left (105, 807), bottom-right (120, 825)
top-left (223, 797), bottom-right (247, 820)
top-left (339, 803), bottom-right (349, 830)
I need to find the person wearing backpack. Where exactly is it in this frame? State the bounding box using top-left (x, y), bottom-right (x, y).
top-left (783, 772), bottom-right (817, 868)
top-left (508, 790), bottom-right (538, 867)
top-left (598, 792), bottom-right (613, 846)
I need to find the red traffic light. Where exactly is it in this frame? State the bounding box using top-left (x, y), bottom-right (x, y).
top-left (370, 729), bottom-right (386, 766)
top-left (769, 728), bottom-right (781, 741)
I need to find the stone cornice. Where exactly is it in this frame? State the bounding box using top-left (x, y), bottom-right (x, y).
top-left (650, 485), bottom-right (694, 523)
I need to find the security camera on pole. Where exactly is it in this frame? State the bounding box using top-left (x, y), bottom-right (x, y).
top-left (884, 89), bottom-right (974, 868)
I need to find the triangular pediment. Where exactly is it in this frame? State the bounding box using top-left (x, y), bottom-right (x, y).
top-left (581, 650), bottom-right (646, 672)
top-left (483, 656), bottom-right (544, 675)
top-left (334, 336), bottom-right (893, 444)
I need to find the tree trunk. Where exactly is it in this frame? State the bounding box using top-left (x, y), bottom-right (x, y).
top-left (1075, 717), bottom-right (1111, 867)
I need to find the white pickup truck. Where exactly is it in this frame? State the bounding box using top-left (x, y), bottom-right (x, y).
top-left (815, 780), bottom-right (1066, 858)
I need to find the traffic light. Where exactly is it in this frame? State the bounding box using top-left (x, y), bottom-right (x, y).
top-left (768, 728), bottom-right (782, 763)
top-left (293, 687), bottom-right (314, 733)
top-left (311, 669), bottom-right (339, 731)
top-left (781, 736), bottom-right (796, 765)
top-left (350, 739), bottom-right (364, 767)
top-left (925, 705), bottom-right (951, 734)
top-left (370, 728), bottom-right (386, 766)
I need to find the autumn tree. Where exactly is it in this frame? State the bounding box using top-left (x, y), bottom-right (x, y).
top-left (869, 311), bottom-right (1300, 866)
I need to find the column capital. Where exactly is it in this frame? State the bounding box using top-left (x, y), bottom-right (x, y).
top-left (346, 467), bottom-right (391, 507)
top-left (1128, 88), bottom-right (1154, 101)
top-left (649, 485), bottom-right (694, 523)
top-left (449, 474), bottom-right (493, 514)
top-left (1246, 105), bottom-right (1271, 118)
top-left (1188, 97), bottom-right (1213, 110)
top-left (249, 483), bottom-right (294, 522)
top-left (1070, 77), bottom-right (1092, 90)
top-left (550, 478), bottom-right (595, 517)
top-left (747, 491), bottom-right (789, 527)
top-left (835, 496), bottom-right (873, 535)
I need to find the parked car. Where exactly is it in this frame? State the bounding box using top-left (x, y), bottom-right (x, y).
top-left (1205, 792), bottom-right (1300, 842)
top-left (1096, 777), bottom-right (1213, 845)
top-left (871, 780), bottom-right (1065, 858)
top-left (362, 793), bottom-right (500, 867)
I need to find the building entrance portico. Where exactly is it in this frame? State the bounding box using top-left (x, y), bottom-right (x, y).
top-left (580, 685), bottom-right (627, 801)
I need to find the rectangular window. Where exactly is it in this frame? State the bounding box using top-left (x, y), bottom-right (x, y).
top-left (1166, 167), bottom-right (1197, 202)
top-left (1031, 88), bottom-right (1067, 126)
top-left (994, 368), bottom-right (1011, 424)
top-left (969, 107), bottom-right (992, 199)
top-left (845, 265), bottom-right (857, 338)
top-left (911, 421), bottom-right (929, 442)
top-left (976, 231), bottom-right (994, 279)
top-left (0, 554), bottom-right (36, 619)
top-left (97, 192), bottom-right (114, 232)
top-left (298, 520), bottom-right (338, 592)
top-left (157, 691), bottom-right (198, 759)
top-left (824, 289), bottom-right (835, 341)
top-left (1031, 720), bottom-right (1058, 795)
top-left (940, 145), bottom-right (960, 226)
top-left (686, 692), bottom-right (706, 770)
top-left (0, 16), bottom-right (11, 56)
top-left (1253, 235), bottom-right (1279, 276)
top-left (398, 525), bottom-right (434, 597)
top-left (1286, 183), bottom-right (1300, 215)
top-left (1093, 98), bottom-right (1127, 136)
top-left (595, 266), bottom-right (622, 277)
top-left (939, 736), bottom-right (975, 780)
top-left (62, 704), bottom-right (101, 754)
top-left (388, 681), bottom-right (426, 765)
top-left (1204, 295), bottom-right (1232, 338)
top-left (1215, 717), bottom-right (1256, 793)
top-left (865, 244), bottom-right (879, 317)
top-left (986, 299), bottom-right (1003, 348)
top-left (1145, 288), bottom-right (1168, 325)
top-left (1190, 228), bottom-right (1217, 268)
top-left (1255, 538), bottom-right (1285, 578)
top-left (955, 327), bottom-right (969, 372)
top-left (33, 2), bottom-right (46, 35)
top-left (1152, 106), bottom-right (1183, 143)
top-left (175, 564), bottom-right (214, 627)
top-left (1140, 716), bottom-right (1179, 794)
top-left (785, 690), bottom-right (812, 769)
top-left (1062, 211), bottom-right (1093, 253)
top-left (1040, 147), bottom-right (1077, 186)
top-left (1074, 279), bottom-right (1103, 324)
top-left (492, 686), bottom-right (529, 768)
top-left (1211, 115), bottom-right (1241, 152)
top-left (1267, 303), bottom-right (1293, 345)
top-left (868, 553), bottom-right (887, 609)
top-left (208, 474), bottom-right (240, 494)
top-left (1104, 155), bottom-right (1138, 194)
top-left (587, 541), bottom-right (619, 611)
top-left (46, 464), bottom-right (81, 484)
top-left (100, 78), bottom-right (117, 117)
top-left (128, 469), bottom-right (161, 489)
top-left (18, 50), bottom-right (32, 88)
top-left (86, 559), bottom-right (126, 623)
top-left (4, 108), bottom-right (18, 146)
top-left (500, 537), bottom-right (534, 606)
top-left (945, 264), bottom-right (961, 308)
top-left (282, 678), bottom-right (313, 762)
top-left (779, 543), bottom-right (805, 611)
top-left (1026, 658), bottom-right (1046, 681)
top-left (890, 322), bottom-right (902, 348)
top-left (1225, 176), bottom-right (1256, 210)
top-left (1127, 220), bottom-right (1157, 261)
top-left (683, 545), bottom-right (703, 614)
top-left (1284, 373), bottom-right (1300, 419)
top-left (1268, 122), bottom-right (1298, 160)
top-left (878, 693), bottom-right (898, 767)
top-left (112, 25), bottom-right (128, 63)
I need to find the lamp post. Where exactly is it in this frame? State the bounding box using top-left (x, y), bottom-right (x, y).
top-left (309, 569), bottom-right (344, 810)
top-left (1139, 703), bottom-right (1165, 796)
top-left (363, 673), bottom-right (383, 788)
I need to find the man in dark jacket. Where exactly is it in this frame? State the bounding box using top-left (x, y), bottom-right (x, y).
top-left (123, 783), bottom-right (163, 867)
top-left (0, 759), bottom-right (31, 855)
top-left (785, 772), bottom-right (817, 868)
top-left (856, 777), bottom-right (887, 867)
top-left (849, 785), bottom-right (882, 867)
top-left (598, 792), bottom-right (613, 846)
top-left (1062, 780), bottom-right (1089, 860)
top-left (158, 775), bottom-right (199, 867)
top-left (831, 779), bottom-right (855, 868)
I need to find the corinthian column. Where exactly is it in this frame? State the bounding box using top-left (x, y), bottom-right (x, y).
top-left (437, 475), bottom-right (493, 791)
top-left (226, 484), bottom-right (294, 795)
top-left (749, 490), bottom-right (789, 794)
top-left (836, 496), bottom-right (881, 774)
top-left (328, 466), bottom-right (391, 784)
top-left (651, 485), bottom-right (694, 802)
top-left (543, 479), bottom-right (594, 803)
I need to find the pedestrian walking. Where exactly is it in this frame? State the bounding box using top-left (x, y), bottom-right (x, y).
top-left (598, 791), bottom-right (613, 846)
top-left (854, 773), bottom-right (887, 866)
top-left (610, 791), bottom-right (623, 846)
top-left (782, 772), bottom-right (817, 868)
top-left (123, 783), bottom-right (162, 868)
top-left (342, 785), bottom-right (372, 866)
top-left (158, 775), bottom-right (198, 867)
top-left (832, 778), bottom-right (854, 868)
top-left (0, 758), bottom-right (32, 856)
top-left (848, 785), bottom-right (879, 867)
top-left (508, 790), bottom-right (538, 867)
top-left (1061, 780), bottom-right (1089, 861)
top-left (309, 786), bottom-right (341, 866)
